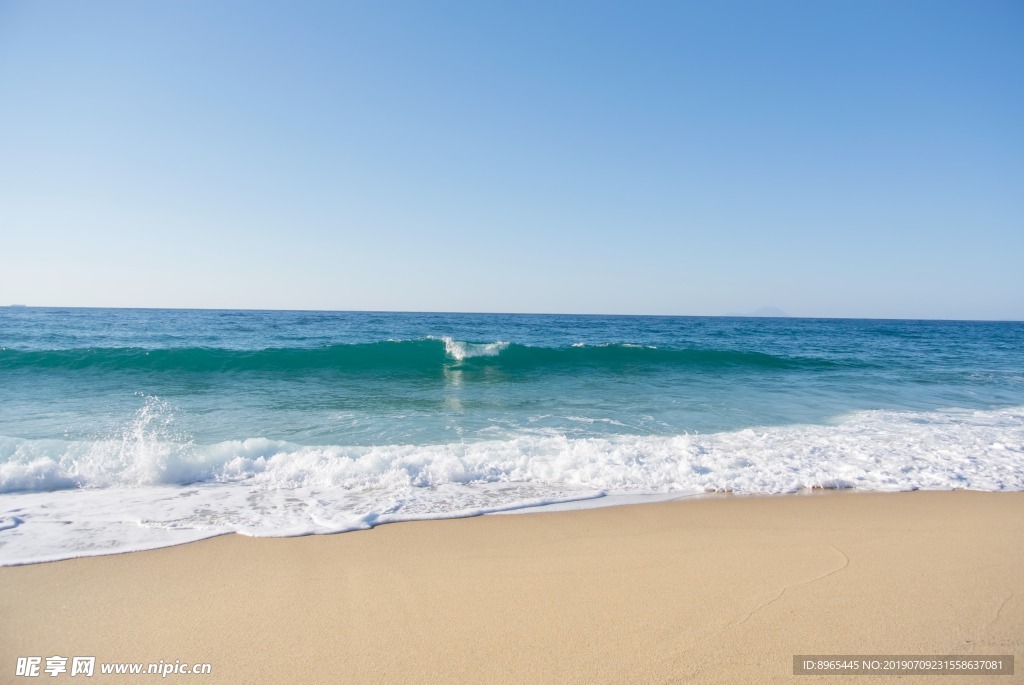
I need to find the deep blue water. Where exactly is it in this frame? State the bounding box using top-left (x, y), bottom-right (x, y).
top-left (3, 308), bottom-right (1022, 446)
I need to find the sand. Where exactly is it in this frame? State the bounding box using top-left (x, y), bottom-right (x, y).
top-left (1, 490), bottom-right (1021, 684)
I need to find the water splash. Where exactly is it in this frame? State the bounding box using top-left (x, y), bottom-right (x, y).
top-left (437, 336), bottom-right (510, 361)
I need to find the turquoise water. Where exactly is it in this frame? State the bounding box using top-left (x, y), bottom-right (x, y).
top-left (1, 308), bottom-right (1023, 564)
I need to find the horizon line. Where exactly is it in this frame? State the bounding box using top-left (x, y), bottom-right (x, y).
top-left (2, 304), bottom-right (1021, 324)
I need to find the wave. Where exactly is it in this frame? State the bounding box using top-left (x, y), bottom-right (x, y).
top-left (0, 338), bottom-right (840, 373)
top-left (2, 405), bottom-right (1021, 565)
top-left (3, 406), bottom-right (1022, 495)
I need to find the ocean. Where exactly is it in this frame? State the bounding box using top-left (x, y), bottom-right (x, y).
top-left (1, 308), bottom-right (1022, 564)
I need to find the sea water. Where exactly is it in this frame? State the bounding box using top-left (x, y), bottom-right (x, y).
top-left (1, 309), bottom-right (1022, 564)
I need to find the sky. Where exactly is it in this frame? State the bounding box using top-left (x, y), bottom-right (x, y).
top-left (0, 1), bottom-right (1021, 319)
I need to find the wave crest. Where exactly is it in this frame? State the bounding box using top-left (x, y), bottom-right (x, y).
top-left (435, 336), bottom-right (510, 361)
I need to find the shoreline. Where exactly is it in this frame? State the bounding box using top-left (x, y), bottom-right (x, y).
top-left (4, 401), bottom-right (1022, 567)
top-left (0, 487), bottom-right (963, 569)
top-left (1, 490), bottom-right (1021, 683)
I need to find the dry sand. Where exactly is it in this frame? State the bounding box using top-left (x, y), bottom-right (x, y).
top-left (1, 491), bottom-right (1021, 684)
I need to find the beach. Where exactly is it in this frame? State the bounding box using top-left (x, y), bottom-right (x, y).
top-left (3, 0), bottom-right (1022, 681)
top-left (2, 490), bottom-right (1020, 683)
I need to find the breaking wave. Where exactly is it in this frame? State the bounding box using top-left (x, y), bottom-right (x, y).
top-left (0, 339), bottom-right (845, 374)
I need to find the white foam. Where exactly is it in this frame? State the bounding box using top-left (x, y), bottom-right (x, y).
top-left (435, 336), bottom-right (510, 361)
top-left (1, 406), bottom-right (1022, 565)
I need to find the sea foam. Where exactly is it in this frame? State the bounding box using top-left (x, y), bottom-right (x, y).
top-left (436, 336), bottom-right (510, 361)
top-left (2, 405), bottom-right (1022, 565)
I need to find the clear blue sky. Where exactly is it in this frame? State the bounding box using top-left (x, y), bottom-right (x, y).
top-left (1, 1), bottom-right (1021, 319)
